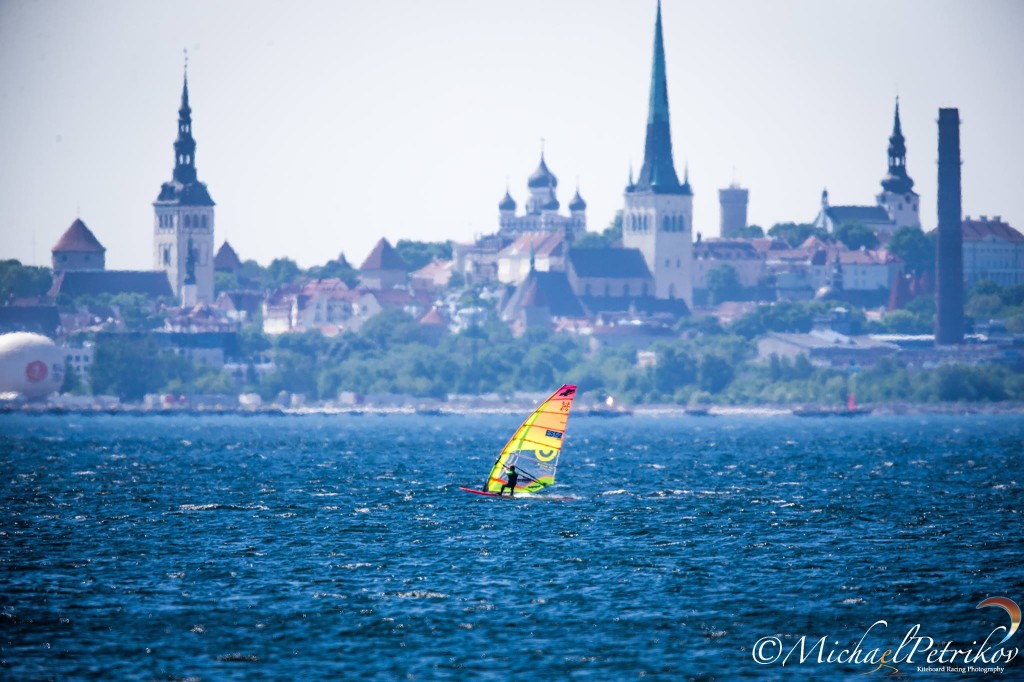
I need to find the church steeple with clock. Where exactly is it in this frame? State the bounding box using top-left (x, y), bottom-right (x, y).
top-left (153, 55), bottom-right (216, 304)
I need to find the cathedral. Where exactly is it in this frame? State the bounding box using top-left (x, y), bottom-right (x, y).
top-left (621, 1), bottom-right (694, 306)
top-left (498, 151), bottom-right (587, 240)
top-left (814, 99), bottom-right (920, 237)
top-left (153, 66), bottom-right (216, 305)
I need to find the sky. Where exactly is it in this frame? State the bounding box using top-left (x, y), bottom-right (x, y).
top-left (1, 0), bottom-right (1022, 271)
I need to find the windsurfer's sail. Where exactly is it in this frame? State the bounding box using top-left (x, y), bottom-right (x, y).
top-left (483, 384), bottom-right (578, 495)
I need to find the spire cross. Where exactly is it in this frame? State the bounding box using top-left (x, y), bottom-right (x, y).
top-left (540, 137), bottom-right (545, 157)
top-left (183, 47), bottom-right (188, 76)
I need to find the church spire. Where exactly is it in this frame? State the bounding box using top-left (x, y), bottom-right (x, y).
top-left (173, 58), bottom-right (198, 185)
top-left (634, 1), bottom-right (685, 195)
top-left (881, 97), bottom-right (914, 193)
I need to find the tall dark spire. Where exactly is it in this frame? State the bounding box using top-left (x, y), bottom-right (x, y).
top-left (155, 58), bottom-right (214, 207)
top-left (881, 97), bottom-right (914, 193)
top-left (173, 66), bottom-right (198, 185)
top-left (633, 1), bottom-right (686, 195)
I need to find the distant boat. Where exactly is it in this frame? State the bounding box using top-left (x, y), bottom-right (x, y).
top-left (793, 392), bottom-right (871, 417)
top-left (684, 405), bottom-right (713, 417)
top-left (459, 384), bottom-right (578, 498)
top-left (793, 406), bottom-right (871, 417)
top-left (414, 406), bottom-right (445, 416)
top-left (579, 406), bottom-right (633, 418)
top-left (579, 395), bottom-right (632, 417)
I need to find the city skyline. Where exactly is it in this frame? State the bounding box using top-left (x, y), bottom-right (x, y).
top-left (1, 0), bottom-right (1022, 271)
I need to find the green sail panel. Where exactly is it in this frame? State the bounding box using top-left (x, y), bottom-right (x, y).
top-left (485, 384), bottom-right (577, 495)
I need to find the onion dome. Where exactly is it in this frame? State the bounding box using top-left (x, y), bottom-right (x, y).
top-left (499, 190), bottom-right (517, 211)
top-left (542, 197), bottom-right (560, 211)
top-left (528, 153), bottom-right (558, 189)
top-left (569, 188), bottom-right (587, 211)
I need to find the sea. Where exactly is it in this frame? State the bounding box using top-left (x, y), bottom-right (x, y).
top-left (1, 412), bottom-right (1022, 680)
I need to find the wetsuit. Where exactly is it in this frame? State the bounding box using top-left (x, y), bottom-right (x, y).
top-left (500, 468), bottom-right (520, 497)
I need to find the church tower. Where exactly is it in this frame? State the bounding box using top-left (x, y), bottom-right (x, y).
top-left (622, 1), bottom-right (693, 305)
top-left (876, 98), bottom-right (920, 230)
top-left (153, 62), bottom-right (215, 304)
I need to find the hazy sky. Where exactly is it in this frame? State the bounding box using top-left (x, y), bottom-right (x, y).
top-left (1, 0), bottom-right (1022, 270)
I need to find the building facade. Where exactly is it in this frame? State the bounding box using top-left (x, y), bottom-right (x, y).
top-left (621, 2), bottom-right (693, 306)
top-left (498, 154), bottom-right (586, 239)
top-left (814, 100), bottom-right (920, 237)
top-left (962, 216), bottom-right (1024, 287)
top-left (153, 69), bottom-right (216, 304)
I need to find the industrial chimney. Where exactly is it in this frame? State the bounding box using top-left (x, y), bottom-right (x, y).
top-left (935, 108), bottom-right (964, 346)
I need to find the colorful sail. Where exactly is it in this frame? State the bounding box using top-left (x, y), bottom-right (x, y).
top-left (484, 384), bottom-right (577, 495)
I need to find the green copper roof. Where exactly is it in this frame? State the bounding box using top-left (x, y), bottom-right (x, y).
top-left (633, 2), bottom-right (685, 195)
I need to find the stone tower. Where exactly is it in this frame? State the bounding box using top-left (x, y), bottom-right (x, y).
top-left (622, 1), bottom-right (693, 305)
top-left (153, 65), bottom-right (215, 304)
top-left (877, 98), bottom-right (920, 230)
top-left (935, 108), bottom-right (964, 345)
top-left (718, 183), bottom-right (748, 238)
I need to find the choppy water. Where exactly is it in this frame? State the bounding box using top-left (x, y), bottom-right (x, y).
top-left (1, 413), bottom-right (1022, 679)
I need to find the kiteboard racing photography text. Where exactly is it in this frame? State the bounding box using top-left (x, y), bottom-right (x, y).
top-left (752, 597), bottom-right (1021, 675)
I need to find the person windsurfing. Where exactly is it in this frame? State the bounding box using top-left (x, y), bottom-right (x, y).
top-left (499, 465), bottom-right (519, 497)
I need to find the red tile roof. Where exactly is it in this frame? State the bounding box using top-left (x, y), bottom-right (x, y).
top-left (214, 241), bottom-right (243, 271)
top-left (52, 219), bottom-right (105, 253)
top-left (360, 238), bottom-right (408, 271)
top-left (962, 217), bottom-right (1024, 243)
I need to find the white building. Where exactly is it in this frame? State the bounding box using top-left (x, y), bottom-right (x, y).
top-left (962, 216), bottom-right (1024, 286)
top-left (496, 230), bottom-right (568, 285)
top-left (692, 239), bottom-right (765, 290)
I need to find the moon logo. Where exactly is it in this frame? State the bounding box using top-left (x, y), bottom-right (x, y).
top-left (977, 597), bottom-right (1021, 645)
top-left (535, 449), bottom-right (557, 462)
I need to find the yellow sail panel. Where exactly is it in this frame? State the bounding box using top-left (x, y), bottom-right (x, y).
top-left (485, 384), bottom-right (577, 494)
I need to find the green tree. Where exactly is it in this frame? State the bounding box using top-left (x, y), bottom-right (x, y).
top-left (698, 354), bottom-right (734, 393)
top-left (734, 224), bottom-right (765, 238)
top-left (305, 259), bottom-right (359, 288)
top-left (834, 222), bottom-right (879, 251)
top-left (111, 293), bottom-right (164, 331)
top-left (60, 362), bottom-right (83, 394)
top-left (887, 226), bottom-right (935, 277)
top-left (262, 258), bottom-right (301, 291)
top-left (394, 240), bottom-right (453, 272)
top-left (574, 212), bottom-right (623, 249)
top-left (768, 222), bottom-right (826, 248)
top-left (358, 310), bottom-right (427, 350)
top-left (91, 334), bottom-right (165, 401)
top-left (0, 260), bottom-right (52, 301)
top-left (651, 343), bottom-right (697, 396)
top-left (706, 264), bottom-right (744, 305)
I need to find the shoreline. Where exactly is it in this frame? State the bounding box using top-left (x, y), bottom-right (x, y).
top-left (2, 401), bottom-right (1023, 417)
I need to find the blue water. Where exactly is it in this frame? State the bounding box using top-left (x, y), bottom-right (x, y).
top-left (1, 413), bottom-right (1022, 679)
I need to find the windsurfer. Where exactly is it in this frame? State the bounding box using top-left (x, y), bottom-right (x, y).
top-left (499, 465), bottom-right (519, 497)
